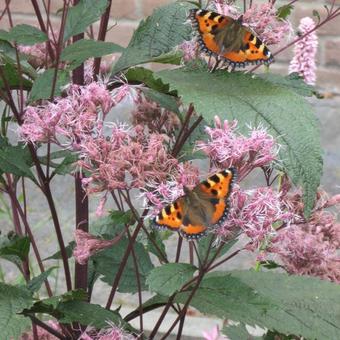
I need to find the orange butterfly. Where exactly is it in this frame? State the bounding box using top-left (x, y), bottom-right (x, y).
top-left (189, 9), bottom-right (274, 69)
top-left (152, 168), bottom-right (236, 240)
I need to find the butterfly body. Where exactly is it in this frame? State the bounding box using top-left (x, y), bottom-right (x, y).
top-left (189, 9), bottom-right (273, 68)
top-left (152, 168), bottom-right (236, 240)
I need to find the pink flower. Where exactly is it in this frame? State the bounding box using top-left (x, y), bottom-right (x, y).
top-left (202, 325), bottom-right (226, 340)
top-left (218, 186), bottom-right (296, 248)
top-left (289, 17), bottom-right (318, 85)
top-left (73, 230), bottom-right (123, 265)
top-left (214, 0), bottom-right (239, 19)
top-left (243, 3), bottom-right (292, 45)
top-left (179, 40), bottom-right (199, 63)
top-left (18, 42), bottom-right (50, 68)
top-left (196, 118), bottom-right (278, 181)
top-left (21, 320), bottom-right (61, 340)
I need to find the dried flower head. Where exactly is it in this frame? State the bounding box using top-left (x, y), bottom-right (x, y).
top-left (289, 17), bottom-right (318, 85)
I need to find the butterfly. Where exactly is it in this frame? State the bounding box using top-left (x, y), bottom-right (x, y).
top-left (152, 168), bottom-right (236, 240)
top-left (189, 8), bottom-right (274, 69)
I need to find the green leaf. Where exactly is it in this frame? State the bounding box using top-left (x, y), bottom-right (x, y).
top-left (142, 88), bottom-right (179, 113)
top-left (27, 267), bottom-right (57, 293)
top-left (146, 263), bottom-right (197, 296)
top-left (61, 39), bottom-right (124, 68)
top-left (0, 63), bottom-right (32, 90)
top-left (112, 2), bottom-right (191, 73)
top-left (259, 73), bottom-right (315, 97)
top-left (93, 237), bottom-right (154, 293)
top-left (0, 234), bottom-right (30, 262)
top-left (0, 283), bottom-right (34, 340)
top-left (29, 69), bottom-right (69, 101)
top-left (53, 152), bottom-right (78, 175)
top-left (125, 67), bottom-right (171, 93)
top-left (0, 143), bottom-right (34, 180)
top-left (198, 235), bottom-right (238, 263)
top-left (276, 4), bottom-right (294, 20)
top-left (64, 0), bottom-right (109, 41)
top-left (2, 25), bottom-right (47, 45)
top-left (157, 69), bottom-right (323, 217)
top-left (174, 271), bottom-right (340, 340)
top-left (44, 241), bottom-right (75, 261)
top-left (223, 323), bottom-right (261, 340)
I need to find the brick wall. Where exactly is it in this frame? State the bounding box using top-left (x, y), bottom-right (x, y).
top-left (1, 0), bottom-right (340, 92)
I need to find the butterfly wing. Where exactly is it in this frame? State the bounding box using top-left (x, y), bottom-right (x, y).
top-left (193, 168), bottom-right (236, 227)
top-left (189, 9), bottom-right (273, 67)
top-left (153, 197), bottom-right (208, 240)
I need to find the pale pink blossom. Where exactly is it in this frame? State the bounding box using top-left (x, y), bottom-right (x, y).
top-left (289, 17), bottom-right (318, 85)
top-left (179, 40), bottom-right (199, 63)
top-left (202, 325), bottom-right (226, 340)
top-left (18, 43), bottom-right (50, 68)
top-left (196, 118), bottom-right (278, 181)
top-left (214, 0), bottom-right (239, 19)
top-left (73, 230), bottom-right (123, 265)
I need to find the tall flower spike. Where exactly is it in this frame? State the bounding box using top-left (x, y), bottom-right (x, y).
top-left (289, 17), bottom-right (318, 85)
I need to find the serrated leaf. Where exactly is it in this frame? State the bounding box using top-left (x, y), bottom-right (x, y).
top-left (93, 237), bottom-right (154, 293)
top-left (29, 69), bottom-right (69, 101)
top-left (157, 69), bottom-right (322, 217)
top-left (259, 73), bottom-right (315, 97)
top-left (0, 63), bottom-right (32, 90)
top-left (146, 263), bottom-right (197, 296)
top-left (173, 271), bottom-right (340, 340)
top-left (142, 88), bottom-right (179, 113)
top-left (198, 235), bottom-right (238, 263)
top-left (3, 25), bottom-right (47, 45)
top-left (64, 0), bottom-right (109, 41)
top-left (27, 267), bottom-right (57, 293)
top-left (0, 283), bottom-right (34, 340)
top-left (112, 2), bottom-right (191, 73)
top-left (125, 67), bottom-right (171, 93)
top-left (0, 143), bottom-right (34, 180)
top-left (0, 235), bottom-right (30, 262)
top-left (61, 39), bottom-right (124, 68)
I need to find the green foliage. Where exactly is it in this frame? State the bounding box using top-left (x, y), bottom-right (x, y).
top-left (0, 63), bottom-right (32, 90)
top-left (93, 237), bottom-right (154, 293)
top-left (0, 283), bottom-right (34, 340)
top-left (38, 150), bottom-right (78, 176)
top-left (29, 69), bottom-right (69, 102)
top-left (277, 4), bottom-right (294, 20)
top-left (112, 2), bottom-right (191, 73)
top-left (145, 230), bottom-right (168, 262)
top-left (27, 267), bottom-right (57, 293)
top-left (0, 142), bottom-right (34, 180)
top-left (146, 263), bottom-right (197, 296)
top-left (44, 241), bottom-right (75, 260)
top-left (173, 271), bottom-right (340, 339)
top-left (63, 0), bottom-right (109, 41)
top-left (223, 323), bottom-right (261, 339)
top-left (142, 88), bottom-right (179, 113)
top-left (0, 234), bottom-right (30, 262)
top-left (0, 25), bottom-right (47, 45)
top-left (259, 72), bottom-right (315, 97)
top-left (157, 69), bottom-right (323, 217)
top-left (61, 39), bottom-right (124, 69)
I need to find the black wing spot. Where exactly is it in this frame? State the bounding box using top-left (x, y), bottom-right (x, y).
top-left (263, 46), bottom-right (270, 56)
top-left (202, 181), bottom-right (211, 188)
top-left (199, 10), bottom-right (209, 17)
top-left (158, 214), bottom-right (163, 220)
top-left (210, 198), bottom-right (219, 205)
top-left (210, 174), bottom-right (220, 183)
top-left (255, 39), bottom-right (262, 49)
top-left (177, 212), bottom-right (182, 220)
top-left (165, 206), bottom-right (171, 215)
top-left (211, 189), bottom-right (218, 196)
top-left (208, 12), bottom-right (220, 20)
top-left (173, 201), bottom-right (179, 210)
top-left (249, 34), bottom-right (255, 42)
top-left (218, 16), bottom-right (224, 23)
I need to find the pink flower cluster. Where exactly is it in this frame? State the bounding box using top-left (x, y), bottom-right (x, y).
top-left (196, 117), bottom-right (278, 181)
top-left (79, 124), bottom-right (179, 194)
top-left (289, 17), bottom-right (318, 85)
top-left (19, 82), bottom-right (114, 146)
top-left (270, 191), bottom-right (340, 283)
top-left (18, 42), bottom-right (51, 69)
top-left (214, 1), bottom-right (292, 45)
top-left (218, 186), bottom-right (296, 248)
top-left (73, 229), bottom-right (123, 265)
top-left (21, 320), bottom-right (61, 340)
